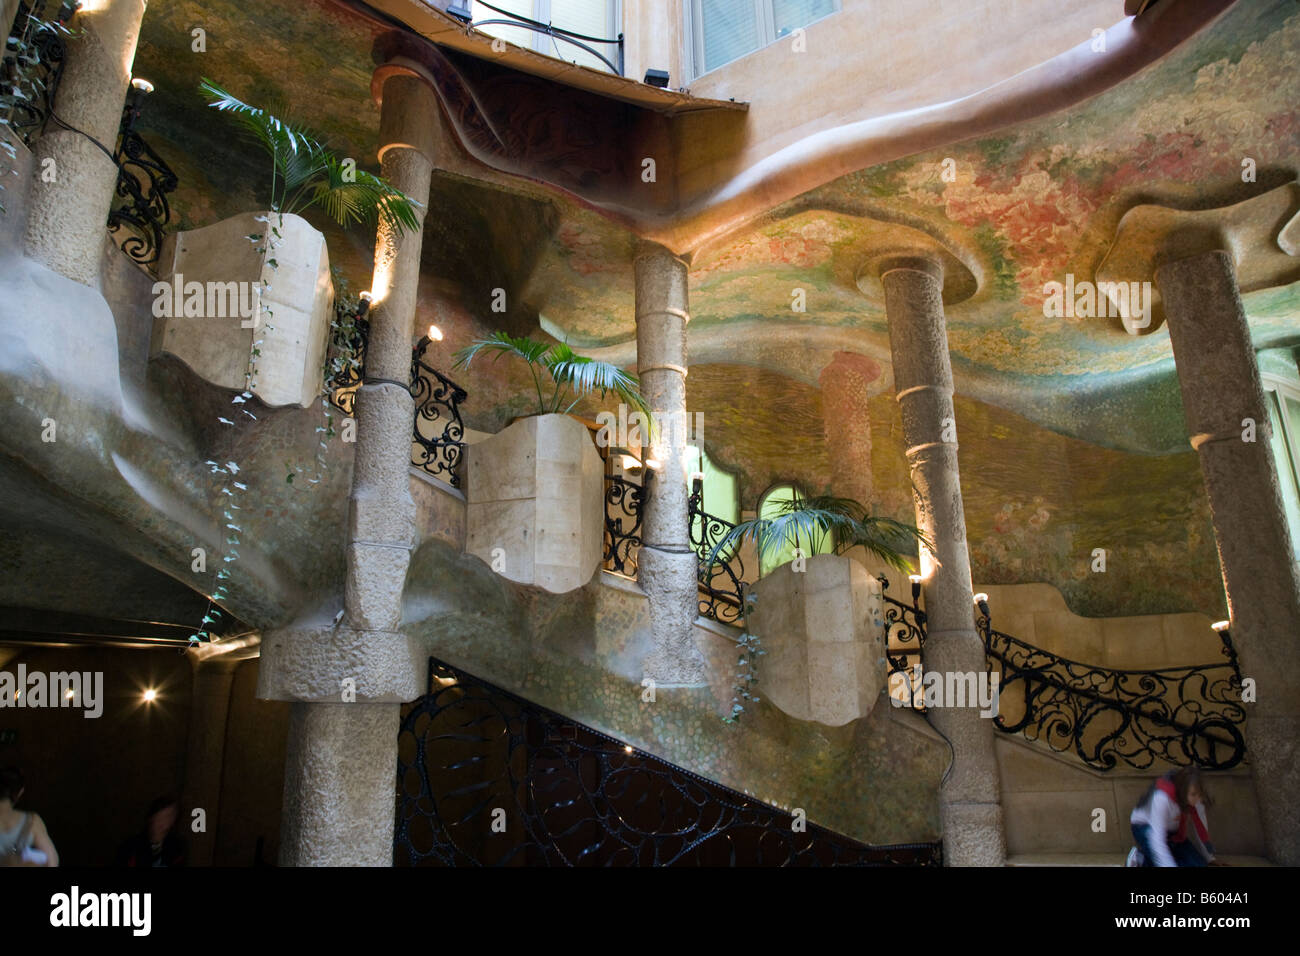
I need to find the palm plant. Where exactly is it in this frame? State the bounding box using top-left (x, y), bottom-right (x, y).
top-left (706, 491), bottom-right (929, 576)
top-left (455, 331), bottom-right (649, 419)
top-left (199, 79), bottom-right (421, 235)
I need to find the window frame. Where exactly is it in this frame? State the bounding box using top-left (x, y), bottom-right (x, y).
top-left (684, 0), bottom-right (841, 82)
top-left (1262, 375), bottom-right (1300, 505)
top-left (472, 0), bottom-right (622, 70)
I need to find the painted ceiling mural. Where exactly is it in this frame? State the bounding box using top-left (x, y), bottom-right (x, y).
top-left (126, 0), bottom-right (1294, 620)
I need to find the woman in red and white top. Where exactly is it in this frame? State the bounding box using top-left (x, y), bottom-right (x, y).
top-left (1128, 767), bottom-right (1217, 867)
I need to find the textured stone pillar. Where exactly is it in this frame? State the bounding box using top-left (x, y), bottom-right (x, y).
top-left (880, 254), bottom-right (1005, 866)
top-left (1157, 249), bottom-right (1300, 865)
top-left (635, 243), bottom-right (706, 685)
top-left (3, 0), bottom-right (22, 48)
top-left (819, 351), bottom-right (882, 506)
top-left (279, 702), bottom-right (401, 866)
top-left (24, 0), bottom-right (146, 286)
top-left (270, 63), bottom-right (436, 867)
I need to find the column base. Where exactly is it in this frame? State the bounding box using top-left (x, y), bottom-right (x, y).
top-left (941, 800), bottom-right (1007, 867)
top-left (279, 701), bottom-right (400, 866)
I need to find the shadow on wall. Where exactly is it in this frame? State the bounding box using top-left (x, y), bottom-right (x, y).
top-left (0, 645), bottom-right (288, 866)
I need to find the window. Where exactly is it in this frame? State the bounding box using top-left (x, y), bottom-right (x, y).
top-left (687, 0), bottom-right (838, 77)
top-left (471, 1), bottom-right (622, 73)
top-left (1262, 375), bottom-right (1300, 567)
top-left (755, 483), bottom-right (833, 576)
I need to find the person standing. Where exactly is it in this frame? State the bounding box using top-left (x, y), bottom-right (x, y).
top-left (0, 767), bottom-right (58, 867)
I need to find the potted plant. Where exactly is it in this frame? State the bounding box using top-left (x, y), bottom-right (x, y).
top-left (453, 331), bottom-right (649, 594)
top-left (706, 492), bottom-right (928, 725)
top-left (152, 80), bottom-right (420, 408)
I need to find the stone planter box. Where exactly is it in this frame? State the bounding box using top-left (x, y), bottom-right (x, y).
top-left (151, 211), bottom-right (333, 408)
top-left (748, 553), bottom-right (886, 726)
top-left (464, 412), bottom-right (604, 593)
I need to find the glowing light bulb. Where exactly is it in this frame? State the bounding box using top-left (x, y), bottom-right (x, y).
top-left (427, 325), bottom-right (444, 342)
top-left (143, 689), bottom-right (157, 703)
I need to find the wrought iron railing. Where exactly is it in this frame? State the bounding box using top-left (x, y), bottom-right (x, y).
top-left (453, 0), bottom-right (625, 76)
top-left (325, 301), bottom-right (367, 416)
top-left (688, 478), bottom-right (746, 626)
top-left (395, 656), bottom-right (943, 866)
top-left (107, 89), bottom-right (178, 269)
top-left (0, 1), bottom-right (70, 148)
top-left (411, 337), bottom-right (469, 487)
top-left (879, 574), bottom-right (927, 712)
top-left (603, 472), bottom-right (645, 577)
top-left (978, 608), bottom-right (1247, 772)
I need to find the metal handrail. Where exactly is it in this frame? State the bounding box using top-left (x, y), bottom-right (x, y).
top-left (467, 0), bottom-right (625, 75)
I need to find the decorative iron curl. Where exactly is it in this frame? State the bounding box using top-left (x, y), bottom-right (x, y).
top-left (879, 574), bottom-right (927, 712)
top-left (603, 473), bottom-right (644, 577)
top-left (978, 611), bottom-right (1246, 771)
top-left (688, 483), bottom-right (746, 626)
top-left (394, 656), bottom-right (943, 867)
top-left (410, 340), bottom-right (468, 487)
top-left (106, 126), bottom-right (177, 269)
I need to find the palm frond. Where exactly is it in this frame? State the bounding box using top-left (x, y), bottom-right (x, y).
top-left (545, 344), bottom-right (647, 416)
top-left (454, 331), bottom-right (551, 370)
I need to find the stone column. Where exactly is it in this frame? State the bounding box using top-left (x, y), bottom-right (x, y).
top-left (179, 635), bottom-right (260, 866)
top-left (3, 0), bottom-right (23, 48)
top-left (879, 254), bottom-right (1005, 866)
top-left (269, 59), bottom-right (436, 867)
top-left (635, 243), bottom-right (706, 685)
top-left (819, 351), bottom-right (882, 506)
top-left (1157, 249), bottom-right (1300, 865)
top-left (24, 0), bottom-right (146, 286)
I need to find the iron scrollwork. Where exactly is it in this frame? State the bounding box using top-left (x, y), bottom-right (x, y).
top-left (107, 100), bottom-right (177, 269)
top-left (326, 310), bottom-right (367, 416)
top-left (603, 473), bottom-right (645, 577)
top-left (1, 2), bottom-right (68, 147)
top-left (879, 574), bottom-right (927, 712)
top-left (395, 657), bottom-right (943, 867)
top-left (978, 610), bottom-right (1247, 771)
top-left (688, 480), bottom-right (747, 626)
top-left (410, 339), bottom-right (469, 487)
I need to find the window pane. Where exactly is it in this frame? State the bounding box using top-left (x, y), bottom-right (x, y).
top-left (700, 0), bottom-right (761, 73)
top-left (772, 0), bottom-right (836, 37)
top-left (548, 0), bottom-right (617, 71)
top-left (472, 0), bottom-right (536, 53)
top-left (1265, 391), bottom-right (1300, 565)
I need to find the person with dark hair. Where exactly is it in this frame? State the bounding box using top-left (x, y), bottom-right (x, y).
top-left (0, 766), bottom-right (59, 866)
top-left (1127, 767), bottom-right (1220, 866)
top-left (116, 795), bottom-right (186, 867)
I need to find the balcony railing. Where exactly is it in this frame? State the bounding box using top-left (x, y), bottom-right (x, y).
top-left (1, 1), bottom-right (71, 148)
top-left (602, 471), bottom-right (645, 577)
top-left (453, 1), bottom-right (625, 76)
top-left (411, 337), bottom-right (469, 487)
top-left (689, 478), bottom-right (747, 626)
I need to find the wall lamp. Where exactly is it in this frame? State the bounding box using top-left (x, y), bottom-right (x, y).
top-left (643, 69), bottom-right (669, 89)
top-left (973, 592), bottom-right (990, 620)
top-left (356, 290), bottom-right (372, 318)
top-left (908, 574), bottom-right (922, 604)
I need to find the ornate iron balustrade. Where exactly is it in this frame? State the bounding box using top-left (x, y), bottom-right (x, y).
top-left (978, 608), bottom-right (1247, 771)
top-left (879, 574), bottom-right (927, 713)
top-left (325, 304), bottom-right (367, 416)
top-left (411, 337), bottom-right (468, 487)
top-left (453, 0), bottom-right (625, 76)
top-left (602, 472), bottom-right (645, 577)
top-left (1, 1), bottom-right (70, 148)
top-left (107, 122), bottom-right (177, 269)
top-left (395, 656), bottom-right (943, 867)
top-left (688, 478), bottom-right (746, 626)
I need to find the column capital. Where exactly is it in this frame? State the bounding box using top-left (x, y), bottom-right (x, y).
top-left (1098, 180), bottom-right (1300, 335)
top-left (855, 234), bottom-right (978, 308)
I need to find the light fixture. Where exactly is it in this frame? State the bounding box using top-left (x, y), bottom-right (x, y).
top-left (973, 592), bottom-right (990, 619)
top-left (619, 454), bottom-right (642, 473)
top-left (130, 77), bottom-right (155, 95)
top-left (1211, 620), bottom-right (1230, 632)
top-left (645, 458), bottom-right (662, 471)
top-left (643, 69), bottom-right (669, 88)
top-left (908, 573), bottom-right (922, 603)
top-left (142, 688), bottom-right (157, 703)
top-left (356, 290), bottom-right (373, 317)
top-left (624, 746), bottom-right (633, 754)
top-left (426, 324), bottom-right (444, 342)
top-left (446, 3), bottom-right (472, 23)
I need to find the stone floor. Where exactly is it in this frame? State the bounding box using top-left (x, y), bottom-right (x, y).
top-left (1006, 853), bottom-right (1272, 867)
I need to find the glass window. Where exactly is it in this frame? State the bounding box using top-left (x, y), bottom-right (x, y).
top-left (756, 484), bottom-right (834, 576)
top-left (471, 1), bottom-right (619, 72)
top-left (690, 0), bottom-right (839, 77)
top-left (1265, 386), bottom-right (1300, 567)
